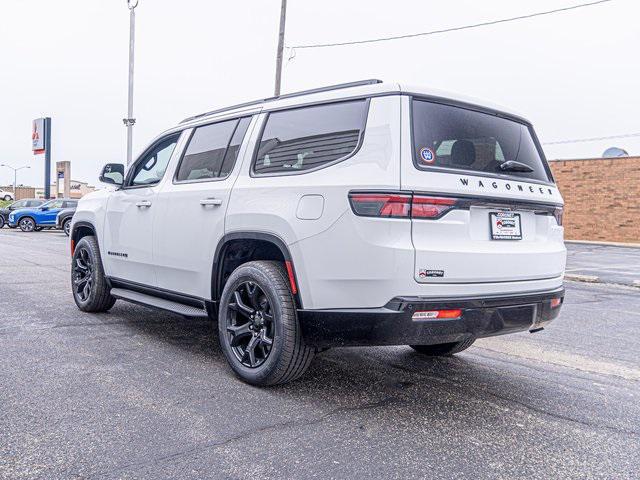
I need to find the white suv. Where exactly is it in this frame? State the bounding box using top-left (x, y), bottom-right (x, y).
top-left (71, 80), bottom-right (566, 385)
top-left (0, 189), bottom-right (15, 201)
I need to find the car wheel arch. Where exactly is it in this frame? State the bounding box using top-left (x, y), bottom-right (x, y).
top-left (70, 221), bottom-right (98, 254)
top-left (211, 232), bottom-right (302, 308)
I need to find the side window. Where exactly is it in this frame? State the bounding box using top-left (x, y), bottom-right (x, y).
top-left (130, 134), bottom-right (180, 187)
top-left (63, 201), bottom-right (77, 208)
top-left (11, 200), bottom-right (27, 208)
top-left (50, 200), bottom-right (64, 209)
top-left (253, 100), bottom-right (367, 175)
top-left (219, 117), bottom-right (251, 178)
top-left (175, 118), bottom-right (241, 182)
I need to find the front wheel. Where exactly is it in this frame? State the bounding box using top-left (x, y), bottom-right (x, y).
top-left (218, 261), bottom-right (314, 386)
top-left (63, 219), bottom-right (71, 236)
top-left (19, 217), bottom-right (35, 232)
top-left (71, 236), bottom-right (116, 312)
top-left (0, 216), bottom-right (4, 229)
top-left (2, 195), bottom-right (11, 201)
top-left (410, 338), bottom-right (475, 356)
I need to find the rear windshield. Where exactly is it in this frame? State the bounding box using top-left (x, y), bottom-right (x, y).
top-left (411, 100), bottom-right (551, 183)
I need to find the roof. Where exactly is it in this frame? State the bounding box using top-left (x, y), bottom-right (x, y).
top-left (173, 79), bottom-right (531, 132)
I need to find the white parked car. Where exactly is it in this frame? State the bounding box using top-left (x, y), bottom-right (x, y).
top-left (70, 80), bottom-right (566, 385)
top-left (0, 189), bottom-right (15, 201)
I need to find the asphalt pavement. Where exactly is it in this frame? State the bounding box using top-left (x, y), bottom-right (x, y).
top-left (1, 228), bottom-right (639, 479)
top-left (566, 242), bottom-right (640, 286)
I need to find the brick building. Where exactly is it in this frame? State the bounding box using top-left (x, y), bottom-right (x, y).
top-left (549, 156), bottom-right (640, 243)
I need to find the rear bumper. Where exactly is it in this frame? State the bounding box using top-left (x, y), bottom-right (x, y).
top-left (298, 287), bottom-right (564, 347)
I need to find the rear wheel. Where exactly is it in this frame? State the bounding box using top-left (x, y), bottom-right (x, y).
top-left (19, 217), bottom-right (35, 232)
top-left (2, 195), bottom-right (11, 201)
top-left (63, 218), bottom-right (71, 236)
top-left (218, 261), bottom-right (314, 386)
top-left (71, 236), bottom-right (116, 312)
top-left (410, 338), bottom-right (475, 356)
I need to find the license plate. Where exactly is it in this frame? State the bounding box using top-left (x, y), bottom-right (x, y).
top-left (490, 212), bottom-right (522, 240)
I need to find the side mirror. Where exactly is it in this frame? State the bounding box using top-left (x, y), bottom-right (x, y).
top-left (41, 206), bottom-right (49, 211)
top-left (99, 163), bottom-right (125, 186)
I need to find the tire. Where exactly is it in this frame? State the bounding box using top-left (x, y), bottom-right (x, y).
top-left (8, 224), bottom-right (16, 229)
top-left (2, 195), bottom-right (11, 201)
top-left (71, 236), bottom-right (116, 312)
top-left (0, 216), bottom-right (4, 229)
top-left (410, 338), bottom-right (475, 356)
top-left (63, 218), bottom-right (71, 236)
top-left (218, 260), bottom-right (314, 386)
top-left (34, 226), bottom-right (43, 232)
top-left (19, 217), bottom-right (36, 232)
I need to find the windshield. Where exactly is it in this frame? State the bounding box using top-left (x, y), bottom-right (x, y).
top-left (411, 100), bottom-right (551, 183)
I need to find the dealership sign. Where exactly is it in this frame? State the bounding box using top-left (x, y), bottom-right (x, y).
top-left (32, 118), bottom-right (47, 154)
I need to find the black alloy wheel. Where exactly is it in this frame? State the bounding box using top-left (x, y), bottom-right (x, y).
top-left (218, 261), bottom-right (314, 386)
top-left (226, 281), bottom-right (275, 368)
top-left (19, 217), bottom-right (35, 232)
top-left (73, 246), bottom-right (94, 302)
top-left (70, 236), bottom-right (115, 312)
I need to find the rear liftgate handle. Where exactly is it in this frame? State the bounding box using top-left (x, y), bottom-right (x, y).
top-left (135, 200), bottom-right (152, 208)
top-left (200, 198), bottom-right (223, 207)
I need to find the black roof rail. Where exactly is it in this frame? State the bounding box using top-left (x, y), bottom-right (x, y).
top-left (180, 79), bottom-right (383, 124)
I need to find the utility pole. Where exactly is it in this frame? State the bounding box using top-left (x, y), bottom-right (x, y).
top-left (124, 0), bottom-right (139, 165)
top-left (0, 164), bottom-right (30, 198)
top-left (274, 0), bottom-right (287, 96)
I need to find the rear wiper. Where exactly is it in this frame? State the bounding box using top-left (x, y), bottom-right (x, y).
top-left (499, 160), bottom-right (534, 173)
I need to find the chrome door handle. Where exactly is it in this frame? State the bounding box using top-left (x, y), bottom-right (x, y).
top-left (136, 200), bottom-right (152, 208)
top-left (200, 198), bottom-right (223, 206)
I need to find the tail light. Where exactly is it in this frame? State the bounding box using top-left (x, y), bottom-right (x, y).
top-left (349, 193), bottom-right (458, 220)
top-left (553, 207), bottom-right (563, 226)
top-left (411, 196), bottom-right (457, 219)
top-left (348, 193), bottom-right (411, 218)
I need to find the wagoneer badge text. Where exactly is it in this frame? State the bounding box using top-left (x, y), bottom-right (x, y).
top-left (459, 177), bottom-right (555, 196)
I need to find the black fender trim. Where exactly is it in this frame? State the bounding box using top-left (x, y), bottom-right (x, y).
top-left (211, 231), bottom-right (302, 308)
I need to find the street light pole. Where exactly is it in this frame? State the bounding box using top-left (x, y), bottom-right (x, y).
top-left (123, 0), bottom-right (139, 165)
top-left (0, 164), bottom-right (30, 198)
top-left (274, 0), bottom-right (287, 96)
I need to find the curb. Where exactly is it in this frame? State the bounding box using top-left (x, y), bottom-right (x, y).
top-left (565, 274), bottom-right (640, 289)
top-left (565, 274), bottom-right (600, 283)
top-left (565, 240), bottom-right (640, 249)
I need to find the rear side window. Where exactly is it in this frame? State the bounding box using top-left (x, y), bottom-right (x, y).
top-left (253, 100), bottom-right (367, 175)
top-left (412, 100), bottom-right (551, 183)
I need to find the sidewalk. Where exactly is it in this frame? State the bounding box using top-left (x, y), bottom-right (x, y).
top-left (565, 242), bottom-right (640, 288)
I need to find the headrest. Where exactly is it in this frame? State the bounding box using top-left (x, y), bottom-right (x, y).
top-left (451, 140), bottom-right (476, 167)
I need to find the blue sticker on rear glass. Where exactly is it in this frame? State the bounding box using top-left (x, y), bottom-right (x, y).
top-left (419, 147), bottom-right (435, 164)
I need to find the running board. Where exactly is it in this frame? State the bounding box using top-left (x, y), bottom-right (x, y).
top-left (110, 288), bottom-right (209, 317)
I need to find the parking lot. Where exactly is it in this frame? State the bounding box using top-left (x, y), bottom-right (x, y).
top-left (1, 228), bottom-right (639, 479)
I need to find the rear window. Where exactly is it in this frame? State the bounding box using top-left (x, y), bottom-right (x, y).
top-left (253, 100), bottom-right (367, 175)
top-left (411, 100), bottom-right (551, 183)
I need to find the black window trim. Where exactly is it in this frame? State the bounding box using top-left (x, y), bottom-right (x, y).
top-left (409, 95), bottom-right (556, 187)
top-left (250, 98), bottom-right (371, 178)
top-left (123, 132), bottom-right (183, 190)
top-left (172, 116), bottom-right (252, 185)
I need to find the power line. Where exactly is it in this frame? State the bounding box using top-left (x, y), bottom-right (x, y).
top-left (288, 0), bottom-right (614, 49)
top-left (543, 132), bottom-right (640, 145)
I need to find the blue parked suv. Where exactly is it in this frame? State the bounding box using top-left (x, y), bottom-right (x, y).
top-left (8, 198), bottom-right (78, 232)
